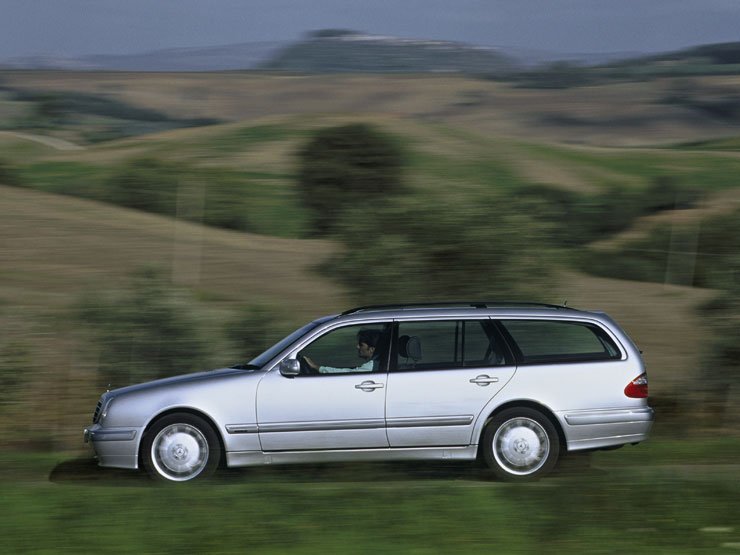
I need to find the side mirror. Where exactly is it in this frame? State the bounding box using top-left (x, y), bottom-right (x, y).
top-left (279, 359), bottom-right (301, 377)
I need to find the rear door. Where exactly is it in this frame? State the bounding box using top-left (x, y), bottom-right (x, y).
top-left (385, 319), bottom-right (516, 447)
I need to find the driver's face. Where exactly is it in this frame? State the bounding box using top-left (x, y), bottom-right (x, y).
top-left (357, 341), bottom-right (375, 360)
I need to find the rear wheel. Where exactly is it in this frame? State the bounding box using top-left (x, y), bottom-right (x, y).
top-left (482, 408), bottom-right (560, 481)
top-left (142, 413), bottom-right (221, 482)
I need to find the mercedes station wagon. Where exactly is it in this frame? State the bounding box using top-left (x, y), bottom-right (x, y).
top-left (84, 302), bottom-right (654, 482)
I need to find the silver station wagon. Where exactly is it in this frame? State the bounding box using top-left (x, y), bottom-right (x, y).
top-left (84, 302), bottom-right (654, 482)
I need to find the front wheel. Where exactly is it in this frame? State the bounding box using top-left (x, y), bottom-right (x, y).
top-left (482, 408), bottom-right (560, 481)
top-left (142, 413), bottom-right (221, 482)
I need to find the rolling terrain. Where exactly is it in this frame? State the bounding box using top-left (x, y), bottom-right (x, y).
top-left (4, 71), bottom-right (740, 146)
top-left (2, 69), bottom-right (740, 449)
top-left (3, 39), bottom-right (740, 552)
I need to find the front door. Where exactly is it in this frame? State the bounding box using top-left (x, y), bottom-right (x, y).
top-left (256, 322), bottom-right (390, 451)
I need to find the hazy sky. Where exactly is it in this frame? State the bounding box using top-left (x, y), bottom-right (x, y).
top-left (2, 0), bottom-right (740, 58)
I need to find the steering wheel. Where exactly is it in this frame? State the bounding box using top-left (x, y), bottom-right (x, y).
top-left (298, 354), bottom-right (314, 375)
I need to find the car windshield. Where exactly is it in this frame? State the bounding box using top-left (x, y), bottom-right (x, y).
top-left (239, 316), bottom-right (335, 369)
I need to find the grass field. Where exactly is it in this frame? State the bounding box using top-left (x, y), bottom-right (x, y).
top-left (2, 439), bottom-right (739, 554)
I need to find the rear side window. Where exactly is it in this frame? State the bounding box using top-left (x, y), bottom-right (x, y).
top-left (499, 320), bottom-right (621, 364)
top-left (394, 320), bottom-right (508, 371)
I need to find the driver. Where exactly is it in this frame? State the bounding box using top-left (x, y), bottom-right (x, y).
top-left (303, 329), bottom-right (382, 374)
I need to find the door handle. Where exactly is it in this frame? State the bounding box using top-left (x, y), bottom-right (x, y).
top-left (469, 375), bottom-right (499, 386)
top-left (355, 380), bottom-right (384, 392)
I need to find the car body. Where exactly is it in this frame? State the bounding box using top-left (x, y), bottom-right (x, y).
top-left (84, 302), bottom-right (654, 482)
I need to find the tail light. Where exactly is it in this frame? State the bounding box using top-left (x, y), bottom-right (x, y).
top-left (624, 373), bottom-right (649, 398)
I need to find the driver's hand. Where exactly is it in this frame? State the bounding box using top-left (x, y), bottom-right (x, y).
top-left (303, 356), bottom-right (319, 370)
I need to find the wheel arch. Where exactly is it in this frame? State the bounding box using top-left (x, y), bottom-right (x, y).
top-left (138, 407), bottom-right (226, 469)
top-left (476, 400), bottom-right (566, 459)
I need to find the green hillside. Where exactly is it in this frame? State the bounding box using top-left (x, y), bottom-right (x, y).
top-left (2, 70), bottom-right (740, 456)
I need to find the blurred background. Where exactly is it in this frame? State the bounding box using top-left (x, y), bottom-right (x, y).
top-left (1, 2), bottom-right (740, 553)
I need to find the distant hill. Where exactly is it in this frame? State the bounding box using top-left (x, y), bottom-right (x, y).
top-left (638, 41), bottom-right (740, 65)
top-left (0, 30), bottom-right (518, 74)
top-left (85, 41), bottom-right (284, 71)
top-left (510, 40), bottom-right (740, 88)
top-left (0, 41), bottom-right (285, 72)
top-left (3, 32), bottom-right (739, 76)
top-left (259, 30), bottom-right (516, 74)
top-left (589, 40), bottom-right (740, 79)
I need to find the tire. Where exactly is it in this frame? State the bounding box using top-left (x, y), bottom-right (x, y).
top-left (141, 412), bottom-right (221, 482)
top-left (482, 408), bottom-right (560, 481)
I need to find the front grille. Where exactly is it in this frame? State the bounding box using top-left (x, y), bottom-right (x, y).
top-left (92, 400), bottom-right (102, 424)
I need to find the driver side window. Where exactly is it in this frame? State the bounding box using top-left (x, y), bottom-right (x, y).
top-left (300, 323), bottom-right (390, 375)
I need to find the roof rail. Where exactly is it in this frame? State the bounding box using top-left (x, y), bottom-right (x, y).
top-left (340, 301), bottom-right (570, 316)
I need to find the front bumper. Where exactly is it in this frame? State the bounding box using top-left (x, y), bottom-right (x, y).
top-left (84, 424), bottom-right (141, 470)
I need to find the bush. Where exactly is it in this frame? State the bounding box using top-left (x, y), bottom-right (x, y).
top-left (517, 176), bottom-right (700, 248)
top-left (199, 173), bottom-right (252, 232)
top-left (511, 62), bottom-right (597, 89)
top-left (298, 123), bottom-right (404, 235)
top-left (515, 183), bottom-right (642, 247)
top-left (103, 160), bottom-right (255, 231)
top-left (78, 269), bottom-right (211, 387)
top-left (328, 194), bottom-right (555, 302)
top-left (0, 341), bottom-right (32, 409)
top-left (580, 207), bottom-right (740, 287)
top-left (0, 159), bottom-right (20, 186)
top-left (698, 286), bottom-right (740, 425)
top-left (642, 175), bottom-right (703, 212)
top-left (225, 305), bottom-right (285, 362)
top-left (105, 158), bottom-right (181, 216)
top-left (17, 161), bottom-right (110, 199)
top-left (10, 88), bottom-right (221, 125)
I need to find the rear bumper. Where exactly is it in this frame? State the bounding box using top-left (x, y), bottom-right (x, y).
top-left (559, 407), bottom-right (655, 451)
top-left (83, 424), bottom-right (141, 470)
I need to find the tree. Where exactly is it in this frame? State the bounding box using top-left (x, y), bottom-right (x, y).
top-left (298, 123), bottom-right (404, 235)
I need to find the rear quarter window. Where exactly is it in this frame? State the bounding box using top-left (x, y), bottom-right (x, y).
top-left (499, 319), bottom-right (621, 364)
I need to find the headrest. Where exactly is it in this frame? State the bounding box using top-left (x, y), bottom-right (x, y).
top-left (398, 335), bottom-right (422, 361)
